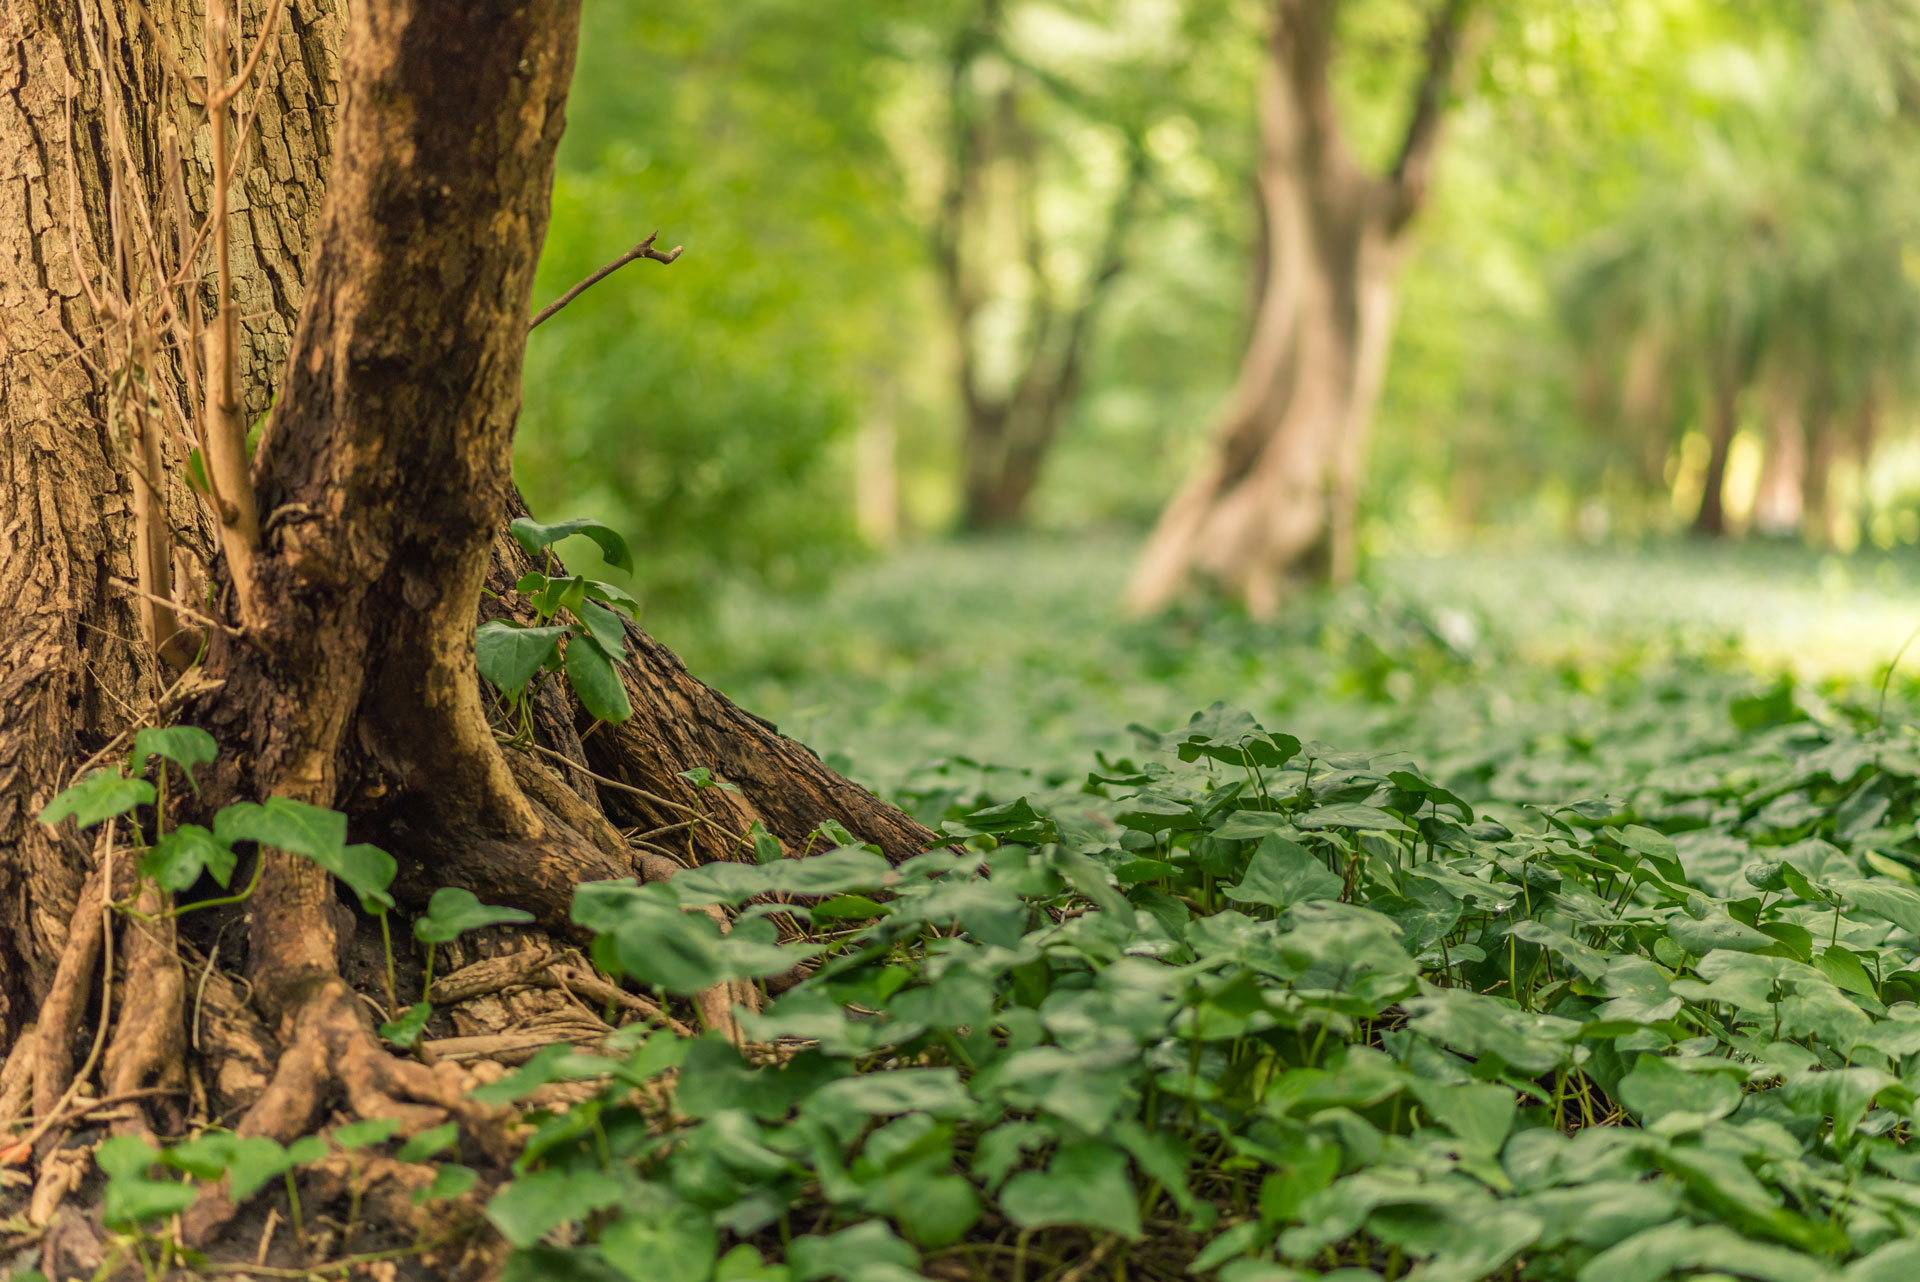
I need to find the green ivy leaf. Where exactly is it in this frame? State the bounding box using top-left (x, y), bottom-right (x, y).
top-left (224, 1137), bottom-right (299, 1201)
top-left (679, 766), bottom-right (741, 792)
top-left (214, 796), bottom-right (346, 860)
top-left (98, 1136), bottom-right (197, 1227)
top-left (1223, 835), bottom-right (1342, 908)
top-left (216, 799), bottom-right (395, 912)
top-left (716, 1245), bottom-right (791, 1282)
top-left (1620, 1059), bottom-right (1743, 1128)
top-left (327, 844), bottom-right (399, 914)
top-left (160, 1132), bottom-right (239, 1180)
top-left (140, 824), bottom-right (236, 891)
top-left (414, 1163), bottom-right (479, 1205)
top-left (396, 1122), bottom-right (460, 1164)
top-left (574, 598), bottom-right (627, 659)
top-left (413, 886), bottom-right (535, 944)
top-left (599, 1195), bottom-right (718, 1282)
top-left (333, 1117), bottom-right (403, 1151)
top-left (786, 1221), bottom-right (919, 1282)
top-left (487, 1168), bottom-right (634, 1248)
top-left (130, 726), bottom-right (218, 791)
top-left (39, 770), bottom-right (154, 830)
top-left (380, 1002), bottom-right (433, 1049)
top-left (582, 578), bottom-right (643, 620)
top-left (509, 516), bottom-right (634, 571)
top-left (286, 1136), bottom-right (328, 1165)
top-left (564, 631), bottom-right (633, 724)
top-left (477, 621), bottom-right (570, 695)
top-left (1001, 1142), bottom-right (1141, 1240)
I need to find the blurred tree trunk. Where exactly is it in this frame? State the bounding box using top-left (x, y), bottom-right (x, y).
top-left (1847, 392), bottom-right (1881, 548)
top-left (855, 383), bottom-right (900, 547)
top-left (1692, 363), bottom-right (1739, 537)
top-left (1621, 330), bottom-right (1675, 493)
top-left (1800, 379), bottom-right (1837, 547)
top-left (937, 32), bottom-right (1147, 533)
top-left (1127, 0), bottom-right (1473, 615)
top-left (1752, 373), bottom-right (1806, 536)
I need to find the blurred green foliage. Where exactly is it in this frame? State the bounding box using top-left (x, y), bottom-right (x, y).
top-left (516, 0), bottom-right (918, 614)
top-left (679, 537), bottom-right (1920, 804)
top-left (519, 0), bottom-right (1920, 619)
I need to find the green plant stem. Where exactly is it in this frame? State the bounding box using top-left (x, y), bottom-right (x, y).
top-left (285, 1168), bottom-right (306, 1246)
top-left (375, 913), bottom-right (399, 1010)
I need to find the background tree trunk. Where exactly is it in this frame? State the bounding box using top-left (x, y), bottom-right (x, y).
top-left (1752, 374), bottom-right (1806, 536)
top-left (1692, 364), bottom-right (1739, 537)
top-left (1127, 0), bottom-right (1471, 615)
top-left (937, 20), bottom-right (1146, 534)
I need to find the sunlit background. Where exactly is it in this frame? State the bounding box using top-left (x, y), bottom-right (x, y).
top-left (514, 0), bottom-right (1920, 797)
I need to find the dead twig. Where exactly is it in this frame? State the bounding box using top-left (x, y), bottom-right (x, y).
top-left (529, 231), bottom-right (682, 330)
top-left (108, 577), bottom-right (241, 639)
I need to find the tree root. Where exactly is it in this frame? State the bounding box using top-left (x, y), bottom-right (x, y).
top-left (240, 977), bottom-right (505, 1152)
top-left (29, 868), bottom-right (107, 1132)
top-left (184, 974), bottom-right (509, 1248)
top-left (101, 885), bottom-right (187, 1138)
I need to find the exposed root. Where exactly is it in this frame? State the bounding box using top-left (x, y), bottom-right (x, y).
top-left (27, 1143), bottom-right (90, 1227)
top-left (0, 1021), bottom-right (36, 1133)
top-left (545, 963), bottom-right (693, 1038)
top-left (240, 977), bottom-right (506, 1154)
top-left (29, 869), bottom-right (106, 1130)
top-left (184, 974), bottom-right (509, 1247)
top-left (101, 885), bottom-right (188, 1138)
top-left (193, 955), bottom-right (279, 1121)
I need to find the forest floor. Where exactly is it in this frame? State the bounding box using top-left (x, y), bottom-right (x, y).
top-left (682, 535), bottom-right (1920, 804)
top-left (16, 536), bottom-right (1920, 1281)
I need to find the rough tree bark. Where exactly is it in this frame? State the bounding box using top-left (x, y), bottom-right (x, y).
top-left (0, 0), bottom-right (939, 1246)
top-left (1126, 0), bottom-right (1473, 616)
top-left (0, 0), bottom-right (342, 1055)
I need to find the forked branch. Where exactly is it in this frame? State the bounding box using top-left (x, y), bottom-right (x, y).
top-left (1386, 0), bottom-right (1474, 229)
top-left (529, 230), bottom-right (683, 330)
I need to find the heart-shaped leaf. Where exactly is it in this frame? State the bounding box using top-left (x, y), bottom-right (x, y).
top-left (1001, 1142), bottom-right (1141, 1239)
top-left (396, 1121), bottom-right (459, 1163)
top-left (414, 1163), bottom-right (479, 1205)
top-left (40, 770), bottom-right (154, 830)
top-left (130, 726), bottom-right (218, 791)
top-left (214, 796), bottom-right (346, 860)
top-left (509, 516), bottom-right (633, 571)
top-left (564, 632), bottom-right (632, 724)
top-left (414, 886), bottom-right (535, 944)
top-left (140, 824), bottom-right (237, 891)
top-left (332, 1117), bottom-right (402, 1151)
top-left (575, 598), bottom-right (627, 659)
top-left (477, 621), bottom-right (569, 695)
top-left (380, 1001), bottom-right (433, 1049)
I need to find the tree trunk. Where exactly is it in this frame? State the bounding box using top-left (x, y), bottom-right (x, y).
top-left (938, 31), bottom-right (1145, 535)
top-left (1752, 374), bottom-right (1806, 537)
top-left (0, 0), bottom-right (342, 1041)
top-left (0, 0), bottom-right (939, 1236)
top-left (960, 392), bottom-right (1067, 533)
top-left (855, 388), bottom-right (900, 546)
top-left (1126, 0), bottom-right (1471, 615)
top-left (1692, 365), bottom-right (1739, 537)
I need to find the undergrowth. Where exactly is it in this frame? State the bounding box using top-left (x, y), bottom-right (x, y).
top-left (27, 541), bottom-right (1920, 1282)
